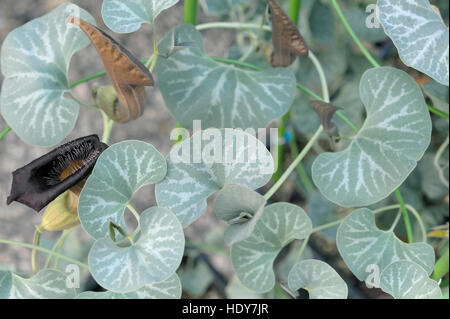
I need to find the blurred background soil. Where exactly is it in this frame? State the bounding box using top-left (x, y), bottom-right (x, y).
top-left (0, 0), bottom-right (236, 277)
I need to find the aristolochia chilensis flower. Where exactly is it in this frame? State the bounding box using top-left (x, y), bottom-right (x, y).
top-left (6, 135), bottom-right (108, 212)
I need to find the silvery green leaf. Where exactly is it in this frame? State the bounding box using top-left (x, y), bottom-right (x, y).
top-left (88, 207), bottom-right (184, 293)
top-left (0, 3), bottom-right (95, 146)
top-left (214, 184), bottom-right (267, 245)
top-left (0, 269), bottom-right (76, 299)
top-left (380, 261), bottom-right (442, 299)
top-left (291, 94), bottom-right (321, 138)
top-left (312, 67), bottom-right (432, 207)
top-left (308, 191), bottom-right (339, 241)
top-left (309, 0), bottom-right (335, 46)
top-left (231, 203), bottom-right (312, 293)
top-left (76, 274), bottom-right (181, 299)
top-left (156, 129), bottom-right (274, 227)
top-left (336, 208), bottom-right (435, 282)
top-left (288, 259), bottom-right (348, 299)
top-left (156, 24), bottom-right (296, 130)
top-left (179, 262), bottom-right (214, 297)
top-left (226, 276), bottom-right (265, 299)
top-left (102, 0), bottom-right (180, 33)
top-left (79, 140), bottom-right (167, 239)
top-left (378, 0), bottom-right (449, 85)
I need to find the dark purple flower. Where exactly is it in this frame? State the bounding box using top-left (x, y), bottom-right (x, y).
top-left (7, 135), bottom-right (108, 212)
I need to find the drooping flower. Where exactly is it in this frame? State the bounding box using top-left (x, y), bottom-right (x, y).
top-left (7, 135), bottom-right (108, 212)
top-left (38, 190), bottom-right (80, 232)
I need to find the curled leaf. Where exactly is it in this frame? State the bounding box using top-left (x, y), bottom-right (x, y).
top-left (67, 16), bottom-right (154, 123)
top-left (267, 0), bottom-right (308, 67)
top-left (213, 184), bottom-right (267, 245)
top-left (7, 135), bottom-right (108, 212)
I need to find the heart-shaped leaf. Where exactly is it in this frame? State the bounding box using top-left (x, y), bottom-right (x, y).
top-left (156, 129), bottom-right (274, 227)
top-left (79, 140), bottom-right (167, 239)
top-left (378, 0), bottom-right (449, 85)
top-left (231, 203), bottom-right (312, 293)
top-left (0, 3), bottom-right (95, 146)
top-left (337, 208), bottom-right (435, 282)
top-left (214, 184), bottom-right (267, 245)
top-left (312, 67), bottom-right (432, 207)
top-left (0, 269), bottom-right (76, 299)
top-left (76, 274), bottom-right (181, 299)
top-left (380, 261), bottom-right (442, 299)
top-left (288, 259), bottom-right (348, 299)
top-left (102, 0), bottom-right (180, 33)
top-left (155, 24), bottom-right (296, 130)
top-left (88, 207), bottom-right (184, 293)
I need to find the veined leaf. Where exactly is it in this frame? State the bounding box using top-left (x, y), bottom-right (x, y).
top-left (378, 0), bottom-right (449, 85)
top-left (0, 3), bottom-right (95, 146)
top-left (155, 24), bottom-right (296, 130)
top-left (88, 207), bottom-right (184, 293)
top-left (102, 0), bottom-right (180, 33)
top-left (380, 261), bottom-right (442, 299)
top-left (0, 270), bottom-right (76, 299)
top-left (336, 209), bottom-right (435, 282)
top-left (78, 140), bottom-right (166, 239)
top-left (288, 259), bottom-right (348, 299)
top-left (231, 203), bottom-right (312, 293)
top-left (214, 184), bottom-right (267, 245)
top-left (312, 67), bottom-right (432, 207)
top-left (156, 129), bottom-right (274, 227)
top-left (76, 274), bottom-right (181, 299)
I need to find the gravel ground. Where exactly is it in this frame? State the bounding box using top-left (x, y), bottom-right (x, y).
top-left (0, 0), bottom-right (235, 276)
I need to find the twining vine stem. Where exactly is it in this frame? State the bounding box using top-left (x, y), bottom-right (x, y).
top-left (0, 238), bottom-right (89, 270)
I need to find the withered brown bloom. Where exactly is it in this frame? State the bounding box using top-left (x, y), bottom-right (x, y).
top-left (309, 100), bottom-right (343, 138)
top-left (267, 0), bottom-right (309, 67)
top-left (67, 16), bottom-right (154, 123)
top-left (6, 135), bottom-right (108, 212)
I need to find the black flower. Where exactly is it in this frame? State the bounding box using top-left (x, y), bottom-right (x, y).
top-left (7, 135), bottom-right (108, 212)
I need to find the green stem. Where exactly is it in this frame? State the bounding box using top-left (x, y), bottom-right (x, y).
top-left (265, 51), bottom-right (330, 199)
top-left (0, 238), bottom-right (89, 270)
top-left (273, 1), bottom-right (302, 182)
top-left (69, 70), bottom-right (107, 88)
top-left (43, 228), bottom-right (74, 269)
top-left (330, 0), bottom-right (380, 68)
top-left (289, 0), bottom-right (301, 24)
top-left (196, 22), bottom-right (271, 32)
top-left (101, 110), bottom-right (114, 144)
top-left (428, 105), bottom-right (449, 120)
top-left (295, 235), bottom-right (310, 264)
top-left (265, 126), bottom-right (324, 200)
top-left (395, 189), bottom-right (413, 243)
top-left (184, 0), bottom-right (198, 25)
top-left (289, 134), bottom-right (315, 193)
top-left (0, 126), bottom-right (12, 141)
top-left (373, 204), bottom-right (426, 242)
top-left (31, 228), bottom-right (41, 274)
top-left (312, 219), bottom-right (342, 233)
top-left (432, 249), bottom-right (449, 281)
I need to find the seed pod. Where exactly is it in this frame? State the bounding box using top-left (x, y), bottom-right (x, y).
top-left (38, 190), bottom-right (80, 232)
top-left (94, 85), bottom-right (120, 122)
top-left (7, 135), bottom-right (108, 212)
